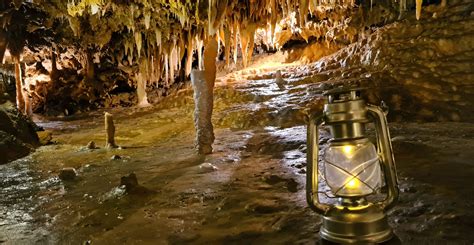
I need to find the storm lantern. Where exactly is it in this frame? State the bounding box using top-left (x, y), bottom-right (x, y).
top-left (306, 87), bottom-right (399, 244)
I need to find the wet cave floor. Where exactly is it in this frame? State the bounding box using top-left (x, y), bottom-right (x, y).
top-left (1, 66), bottom-right (474, 244)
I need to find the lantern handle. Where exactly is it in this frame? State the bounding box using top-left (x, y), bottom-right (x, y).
top-left (367, 105), bottom-right (399, 211)
top-left (306, 114), bottom-right (331, 215)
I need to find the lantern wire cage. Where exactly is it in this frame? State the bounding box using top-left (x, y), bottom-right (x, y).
top-left (316, 149), bottom-right (383, 201)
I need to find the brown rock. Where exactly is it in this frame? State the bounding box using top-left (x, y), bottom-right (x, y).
top-left (59, 167), bottom-right (77, 181)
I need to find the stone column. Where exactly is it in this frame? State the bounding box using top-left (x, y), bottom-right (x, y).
top-left (105, 112), bottom-right (118, 148)
top-left (191, 70), bottom-right (215, 154)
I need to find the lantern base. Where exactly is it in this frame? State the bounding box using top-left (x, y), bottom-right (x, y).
top-left (320, 204), bottom-right (393, 244)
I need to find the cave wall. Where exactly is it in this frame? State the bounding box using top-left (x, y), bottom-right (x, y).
top-left (302, 0), bottom-right (474, 122)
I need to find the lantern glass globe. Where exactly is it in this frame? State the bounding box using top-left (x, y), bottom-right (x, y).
top-left (324, 141), bottom-right (382, 197)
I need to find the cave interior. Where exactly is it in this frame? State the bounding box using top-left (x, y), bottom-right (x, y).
top-left (0, 0), bottom-right (473, 244)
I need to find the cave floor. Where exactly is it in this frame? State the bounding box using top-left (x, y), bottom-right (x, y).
top-left (1, 65), bottom-right (474, 244)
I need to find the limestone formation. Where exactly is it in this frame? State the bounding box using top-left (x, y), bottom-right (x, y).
top-left (191, 70), bottom-right (215, 155)
top-left (58, 167), bottom-right (77, 181)
top-left (105, 112), bottom-right (118, 149)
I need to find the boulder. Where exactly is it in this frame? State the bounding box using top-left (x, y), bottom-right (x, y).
top-left (0, 101), bottom-right (39, 164)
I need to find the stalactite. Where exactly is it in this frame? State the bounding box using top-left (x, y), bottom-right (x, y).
top-left (135, 31), bottom-right (142, 57)
top-left (164, 51), bottom-right (169, 87)
top-left (155, 29), bottom-right (162, 48)
top-left (217, 29), bottom-right (222, 57)
top-left (197, 38), bottom-right (204, 70)
top-left (299, 0), bottom-right (309, 27)
top-left (246, 24), bottom-right (256, 66)
top-left (203, 36), bottom-right (218, 88)
top-left (14, 57), bottom-right (25, 114)
top-left (415, 0), bottom-right (422, 20)
top-left (0, 31), bottom-right (6, 64)
top-left (240, 24), bottom-right (250, 68)
top-left (233, 20), bottom-right (239, 64)
top-left (223, 25), bottom-right (231, 67)
top-left (185, 31), bottom-right (194, 76)
top-left (144, 12), bottom-right (151, 30)
top-left (85, 50), bottom-right (95, 83)
top-left (153, 48), bottom-right (162, 87)
top-left (178, 34), bottom-right (185, 66)
top-left (170, 41), bottom-right (177, 85)
top-left (270, 0), bottom-right (278, 45)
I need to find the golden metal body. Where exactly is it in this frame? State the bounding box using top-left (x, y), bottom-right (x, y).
top-left (306, 88), bottom-right (399, 244)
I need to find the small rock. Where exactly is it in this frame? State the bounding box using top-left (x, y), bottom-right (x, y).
top-left (58, 167), bottom-right (77, 181)
top-left (86, 141), bottom-right (97, 149)
top-left (119, 173), bottom-right (154, 195)
top-left (198, 163), bottom-right (218, 173)
top-left (110, 155), bottom-right (122, 160)
top-left (120, 173), bottom-right (138, 191)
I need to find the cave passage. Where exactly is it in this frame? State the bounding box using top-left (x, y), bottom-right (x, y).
top-left (0, 0), bottom-right (473, 244)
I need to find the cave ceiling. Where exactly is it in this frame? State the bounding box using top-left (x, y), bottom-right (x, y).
top-left (1, 0), bottom-right (408, 64)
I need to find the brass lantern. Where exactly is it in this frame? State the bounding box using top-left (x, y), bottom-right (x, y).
top-left (306, 87), bottom-right (399, 244)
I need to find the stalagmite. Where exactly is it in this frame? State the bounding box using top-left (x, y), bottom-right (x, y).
top-left (24, 88), bottom-right (33, 117)
top-left (415, 0), bottom-right (422, 20)
top-left (105, 112), bottom-right (118, 149)
top-left (191, 37), bottom-right (217, 155)
top-left (14, 58), bottom-right (25, 114)
top-left (191, 70), bottom-right (213, 154)
top-left (136, 72), bottom-right (149, 106)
